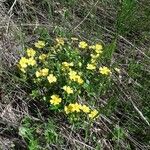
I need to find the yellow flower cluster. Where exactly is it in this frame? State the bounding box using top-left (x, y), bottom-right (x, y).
top-left (35, 68), bottom-right (49, 77)
top-left (68, 70), bottom-right (84, 84)
top-left (91, 44), bottom-right (102, 64)
top-left (64, 103), bottom-right (99, 119)
top-left (17, 38), bottom-right (113, 122)
top-left (99, 66), bottom-right (111, 75)
top-left (85, 44), bottom-right (103, 71)
top-left (50, 95), bottom-right (62, 105)
top-left (35, 41), bottom-right (45, 48)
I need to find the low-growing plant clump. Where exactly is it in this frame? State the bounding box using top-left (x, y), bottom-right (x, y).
top-left (17, 37), bottom-right (120, 124)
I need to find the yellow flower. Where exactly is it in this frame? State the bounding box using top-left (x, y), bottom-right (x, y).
top-left (99, 66), bottom-right (111, 75)
top-left (36, 68), bottom-right (49, 77)
top-left (95, 44), bottom-right (103, 53)
top-left (68, 70), bottom-right (83, 84)
top-left (35, 71), bottom-right (41, 77)
top-left (50, 95), bottom-right (62, 105)
top-left (35, 41), bottom-right (45, 48)
top-left (39, 54), bottom-right (47, 60)
top-left (19, 57), bottom-right (28, 68)
top-left (66, 104), bottom-right (74, 114)
top-left (79, 41), bottom-right (88, 49)
top-left (62, 64), bottom-right (73, 71)
top-left (64, 106), bottom-right (70, 114)
top-left (64, 103), bottom-right (82, 114)
top-left (75, 75), bottom-right (84, 84)
top-left (70, 103), bottom-right (82, 112)
top-left (56, 37), bottom-right (64, 46)
top-left (62, 62), bottom-right (74, 68)
top-left (63, 86), bottom-right (73, 94)
top-left (80, 105), bottom-right (90, 113)
top-left (68, 70), bottom-right (77, 80)
top-left (89, 45), bottom-right (95, 49)
top-left (47, 74), bottom-right (57, 83)
top-left (88, 109), bottom-right (99, 119)
top-left (17, 63), bottom-right (26, 73)
top-left (86, 64), bottom-right (96, 70)
top-left (27, 58), bottom-right (36, 66)
top-left (26, 48), bottom-right (36, 57)
top-left (40, 68), bottom-right (49, 76)
top-left (90, 54), bottom-right (100, 59)
top-left (72, 103), bottom-right (82, 112)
